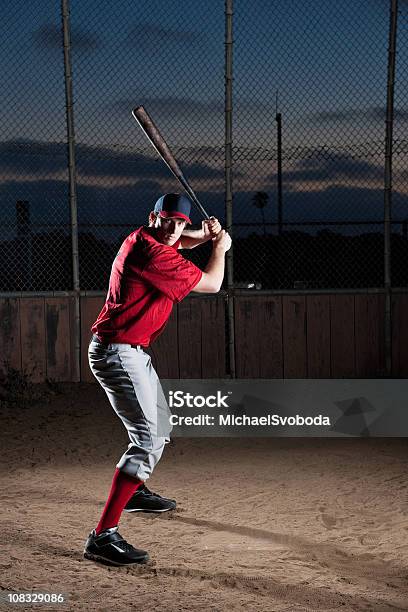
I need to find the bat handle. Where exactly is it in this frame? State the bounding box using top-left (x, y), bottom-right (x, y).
top-left (179, 176), bottom-right (210, 220)
top-left (194, 200), bottom-right (210, 220)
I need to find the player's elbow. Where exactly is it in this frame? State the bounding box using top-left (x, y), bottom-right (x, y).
top-left (193, 274), bottom-right (222, 294)
top-left (194, 283), bottom-right (221, 294)
top-left (207, 282), bottom-right (222, 294)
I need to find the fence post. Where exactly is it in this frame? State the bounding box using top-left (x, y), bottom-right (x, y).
top-left (276, 108), bottom-right (283, 236)
top-left (61, 0), bottom-right (81, 382)
top-left (384, 0), bottom-right (399, 376)
top-left (225, 0), bottom-right (236, 378)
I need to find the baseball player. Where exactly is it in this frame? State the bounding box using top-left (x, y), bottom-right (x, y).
top-left (84, 193), bottom-right (231, 566)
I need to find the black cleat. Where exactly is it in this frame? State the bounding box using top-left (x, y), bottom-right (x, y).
top-left (124, 485), bottom-right (176, 513)
top-left (84, 527), bottom-right (149, 566)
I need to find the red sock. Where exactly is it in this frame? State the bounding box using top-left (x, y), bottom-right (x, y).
top-left (95, 468), bottom-right (143, 535)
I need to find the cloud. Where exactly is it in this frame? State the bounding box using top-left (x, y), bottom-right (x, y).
top-left (2, 178), bottom-right (408, 240)
top-left (231, 185), bottom-right (408, 234)
top-left (126, 22), bottom-right (203, 49)
top-left (274, 150), bottom-right (383, 183)
top-left (0, 139), bottom-right (225, 181)
top-left (276, 186), bottom-right (386, 222)
top-left (0, 178), bottom-right (219, 231)
top-left (311, 106), bottom-right (408, 123)
top-left (33, 24), bottom-right (100, 52)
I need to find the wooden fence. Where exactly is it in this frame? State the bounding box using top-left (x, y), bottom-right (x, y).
top-left (0, 293), bottom-right (406, 382)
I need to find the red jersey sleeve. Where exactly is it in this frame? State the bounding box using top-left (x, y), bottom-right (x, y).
top-left (141, 247), bottom-right (203, 303)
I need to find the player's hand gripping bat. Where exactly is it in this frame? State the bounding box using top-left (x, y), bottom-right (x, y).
top-left (132, 106), bottom-right (210, 220)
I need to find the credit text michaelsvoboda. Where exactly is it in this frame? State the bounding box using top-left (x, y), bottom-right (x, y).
top-left (169, 414), bottom-right (331, 427)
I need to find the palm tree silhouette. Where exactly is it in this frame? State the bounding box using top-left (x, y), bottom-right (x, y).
top-left (252, 191), bottom-right (269, 235)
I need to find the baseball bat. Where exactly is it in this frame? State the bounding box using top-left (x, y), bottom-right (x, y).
top-left (132, 106), bottom-right (210, 220)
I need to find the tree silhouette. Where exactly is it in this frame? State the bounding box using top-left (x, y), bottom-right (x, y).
top-left (252, 191), bottom-right (269, 235)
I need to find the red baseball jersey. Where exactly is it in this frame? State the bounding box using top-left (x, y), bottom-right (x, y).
top-left (92, 226), bottom-right (202, 346)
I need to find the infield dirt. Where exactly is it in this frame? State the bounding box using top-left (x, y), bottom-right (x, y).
top-left (1, 383), bottom-right (407, 611)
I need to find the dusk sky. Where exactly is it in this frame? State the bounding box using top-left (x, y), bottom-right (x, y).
top-left (1, 0), bottom-right (407, 238)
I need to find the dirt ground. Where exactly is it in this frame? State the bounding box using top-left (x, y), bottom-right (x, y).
top-left (1, 383), bottom-right (408, 611)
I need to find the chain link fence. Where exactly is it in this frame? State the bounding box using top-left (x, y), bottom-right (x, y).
top-left (233, 0), bottom-right (399, 290)
top-left (0, 0), bottom-right (406, 292)
top-left (392, 0), bottom-right (408, 287)
top-left (1, 0), bottom-right (72, 291)
top-left (69, 0), bottom-right (224, 290)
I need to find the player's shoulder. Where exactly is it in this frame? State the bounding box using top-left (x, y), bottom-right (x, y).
top-left (140, 227), bottom-right (181, 256)
top-left (119, 226), bottom-right (140, 245)
top-left (114, 226), bottom-right (146, 258)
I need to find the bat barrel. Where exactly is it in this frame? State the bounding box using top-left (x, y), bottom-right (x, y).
top-left (132, 106), bottom-right (210, 221)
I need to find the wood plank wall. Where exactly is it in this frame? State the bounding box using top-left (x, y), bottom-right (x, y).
top-left (234, 294), bottom-right (388, 378)
top-left (0, 293), bottom-right (405, 381)
top-left (0, 297), bottom-right (75, 383)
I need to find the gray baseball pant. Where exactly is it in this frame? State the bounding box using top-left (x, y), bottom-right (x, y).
top-left (88, 336), bottom-right (171, 481)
